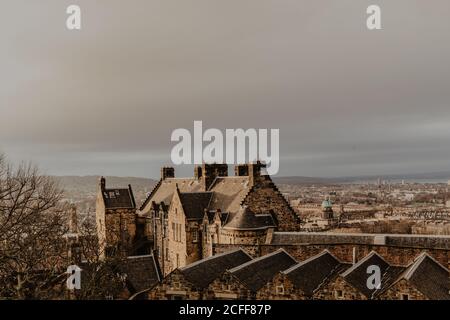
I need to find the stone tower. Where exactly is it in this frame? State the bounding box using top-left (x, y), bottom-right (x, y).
top-left (96, 177), bottom-right (137, 257)
top-left (321, 197), bottom-right (334, 220)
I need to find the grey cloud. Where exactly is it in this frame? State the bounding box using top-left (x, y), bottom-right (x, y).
top-left (1, 0), bottom-right (450, 178)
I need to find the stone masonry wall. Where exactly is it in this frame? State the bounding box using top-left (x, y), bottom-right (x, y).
top-left (204, 272), bottom-right (253, 300)
top-left (378, 279), bottom-right (427, 300)
top-left (148, 270), bottom-right (201, 300)
top-left (243, 178), bottom-right (300, 232)
top-left (256, 273), bottom-right (309, 300)
top-left (314, 277), bottom-right (367, 300)
top-left (213, 243), bottom-right (449, 268)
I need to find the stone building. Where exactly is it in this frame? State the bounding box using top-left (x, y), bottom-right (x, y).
top-left (315, 251), bottom-right (405, 300)
top-left (138, 162), bottom-right (301, 275)
top-left (321, 198), bottom-right (334, 220)
top-left (142, 248), bottom-right (449, 300)
top-left (379, 252), bottom-right (450, 300)
top-left (257, 250), bottom-right (349, 300)
top-left (204, 249), bottom-right (297, 299)
top-left (96, 177), bottom-right (137, 257)
top-left (146, 248), bottom-right (252, 300)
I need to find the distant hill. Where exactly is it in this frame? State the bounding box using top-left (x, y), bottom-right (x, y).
top-left (54, 175), bottom-right (157, 194)
top-left (54, 171), bottom-right (450, 208)
top-left (53, 176), bottom-right (157, 210)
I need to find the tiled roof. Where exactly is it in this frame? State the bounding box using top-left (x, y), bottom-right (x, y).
top-left (102, 187), bottom-right (136, 209)
top-left (282, 250), bottom-right (346, 296)
top-left (140, 178), bottom-right (203, 211)
top-left (122, 254), bottom-right (161, 293)
top-left (222, 206), bottom-right (276, 230)
top-left (229, 249), bottom-right (297, 292)
top-left (401, 252), bottom-right (450, 300)
top-left (208, 177), bottom-right (251, 213)
top-left (180, 249), bottom-right (252, 289)
top-left (140, 176), bottom-right (251, 215)
top-left (341, 251), bottom-right (405, 298)
top-left (179, 192), bottom-right (213, 220)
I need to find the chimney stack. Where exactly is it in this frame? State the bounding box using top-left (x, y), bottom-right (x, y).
top-left (161, 167), bottom-right (175, 180)
top-left (202, 163), bottom-right (228, 191)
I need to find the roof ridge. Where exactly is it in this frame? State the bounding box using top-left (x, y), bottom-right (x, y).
top-left (179, 248), bottom-right (250, 271)
top-left (139, 179), bottom-right (163, 210)
top-left (403, 252), bottom-right (448, 280)
top-left (340, 250), bottom-right (388, 278)
top-left (228, 249), bottom-right (292, 273)
top-left (282, 250), bottom-right (338, 275)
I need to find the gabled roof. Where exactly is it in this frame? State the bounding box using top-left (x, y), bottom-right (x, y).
top-left (400, 252), bottom-right (450, 300)
top-left (179, 192), bottom-right (213, 220)
top-left (282, 250), bottom-right (346, 296)
top-left (102, 186), bottom-right (136, 209)
top-left (229, 249), bottom-right (297, 292)
top-left (141, 178), bottom-right (203, 210)
top-left (179, 249), bottom-right (252, 289)
top-left (222, 206), bottom-right (276, 230)
top-left (208, 177), bottom-right (251, 213)
top-left (140, 176), bottom-right (251, 215)
top-left (341, 251), bottom-right (405, 299)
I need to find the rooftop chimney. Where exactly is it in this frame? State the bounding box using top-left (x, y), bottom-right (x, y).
top-left (161, 167), bottom-right (175, 180)
top-left (202, 163), bottom-right (228, 191)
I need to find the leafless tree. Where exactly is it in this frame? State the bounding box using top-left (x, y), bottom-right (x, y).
top-left (0, 154), bottom-right (69, 299)
top-left (0, 154), bottom-right (130, 299)
top-left (73, 218), bottom-right (128, 300)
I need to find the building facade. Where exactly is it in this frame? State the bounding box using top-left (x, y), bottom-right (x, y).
top-left (138, 162), bottom-right (301, 275)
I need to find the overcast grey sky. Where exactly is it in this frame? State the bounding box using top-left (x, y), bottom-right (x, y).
top-left (1, 0), bottom-right (450, 178)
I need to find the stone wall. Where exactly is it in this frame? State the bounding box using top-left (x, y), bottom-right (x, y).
top-left (165, 194), bottom-right (187, 275)
top-left (148, 270), bottom-right (201, 300)
top-left (204, 272), bottom-right (253, 300)
top-left (256, 273), bottom-right (308, 300)
top-left (313, 277), bottom-right (366, 300)
top-left (186, 220), bottom-right (202, 264)
top-left (378, 279), bottom-right (427, 300)
top-left (271, 232), bottom-right (450, 249)
top-left (213, 242), bottom-right (449, 269)
top-left (243, 177), bottom-right (301, 232)
top-left (219, 229), bottom-right (268, 246)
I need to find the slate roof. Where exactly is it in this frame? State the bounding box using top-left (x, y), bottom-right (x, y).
top-left (179, 192), bottom-right (213, 220)
top-left (179, 249), bottom-right (252, 289)
top-left (102, 186), bottom-right (136, 209)
top-left (140, 176), bottom-right (251, 215)
top-left (399, 252), bottom-right (450, 300)
top-left (282, 250), bottom-right (347, 296)
top-left (122, 254), bottom-right (162, 293)
top-left (207, 177), bottom-right (251, 213)
top-left (141, 178), bottom-right (203, 210)
top-left (341, 251), bottom-right (405, 299)
top-left (229, 249), bottom-right (297, 292)
top-left (222, 206), bottom-right (276, 230)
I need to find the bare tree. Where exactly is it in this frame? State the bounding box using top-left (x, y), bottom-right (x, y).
top-left (0, 154), bottom-right (70, 299)
top-left (73, 218), bottom-right (128, 300)
top-left (0, 154), bottom-right (131, 299)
